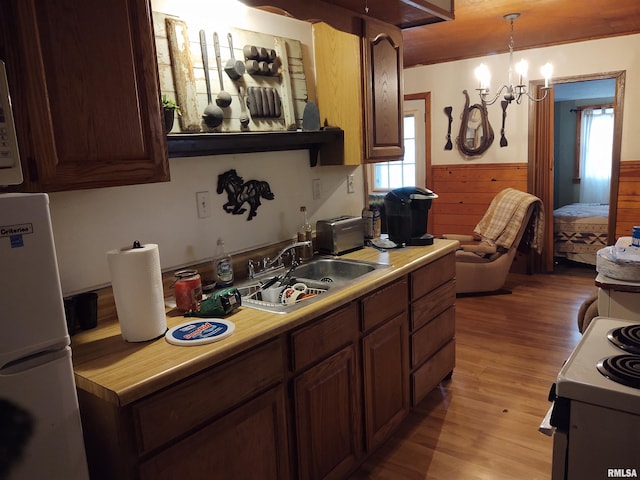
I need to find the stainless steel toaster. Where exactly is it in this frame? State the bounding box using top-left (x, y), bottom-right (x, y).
top-left (315, 216), bottom-right (364, 255)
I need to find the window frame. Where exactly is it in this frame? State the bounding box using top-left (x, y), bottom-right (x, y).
top-left (367, 99), bottom-right (426, 194)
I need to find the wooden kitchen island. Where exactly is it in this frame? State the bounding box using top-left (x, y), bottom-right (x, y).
top-left (71, 239), bottom-right (458, 480)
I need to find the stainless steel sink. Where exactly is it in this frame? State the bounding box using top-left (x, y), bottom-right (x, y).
top-left (291, 258), bottom-right (380, 283)
top-left (237, 257), bottom-right (390, 314)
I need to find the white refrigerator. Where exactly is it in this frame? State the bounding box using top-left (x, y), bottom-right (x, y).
top-left (0, 193), bottom-right (89, 479)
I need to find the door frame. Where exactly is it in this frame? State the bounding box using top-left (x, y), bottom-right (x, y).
top-left (528, 70), bottom-right (626, 273)
top-left (405, 92), bottom-right (432, 233)
top-left (405, 92), bottom-right (431, 188)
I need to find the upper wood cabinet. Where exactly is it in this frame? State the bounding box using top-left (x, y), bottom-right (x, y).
top-left (313, 22), bottom-right (363, 166)
top-left (362, 18), bottom-right (404, 163)
top-left (0, 0), bottom-right (169, 192)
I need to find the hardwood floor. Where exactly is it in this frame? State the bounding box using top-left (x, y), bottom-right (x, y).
top-left (350, 268), bottom-right (597, 479)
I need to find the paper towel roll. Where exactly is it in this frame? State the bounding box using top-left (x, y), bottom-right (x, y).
top-left (107, 243), bottom-right (167, 342)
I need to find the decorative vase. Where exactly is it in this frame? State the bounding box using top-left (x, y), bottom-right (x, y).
top-left (163, 108), bottom-right (175, 133)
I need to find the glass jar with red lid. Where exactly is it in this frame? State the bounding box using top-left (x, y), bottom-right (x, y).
top-left (174, 269), bottom-right (203, 312)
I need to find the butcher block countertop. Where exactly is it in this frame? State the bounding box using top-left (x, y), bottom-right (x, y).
top-left (71, 239), bottom-right (458, 407)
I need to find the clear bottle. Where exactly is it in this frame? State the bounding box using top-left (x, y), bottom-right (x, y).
top-left (297, 206), bottom-right (313, 261)
top-left (213, 237), bottom-right (234, 287)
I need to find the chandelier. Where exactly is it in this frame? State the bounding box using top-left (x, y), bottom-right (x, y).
top-left (474, 13), bottom-right (553, 106)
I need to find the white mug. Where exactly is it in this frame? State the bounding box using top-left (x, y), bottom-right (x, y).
top-left (292, 282), bottom-right (308, 293)
top-left (280, 287), bottom-right (305, 305)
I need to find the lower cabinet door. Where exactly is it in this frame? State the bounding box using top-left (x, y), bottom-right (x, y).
top-left (294, 344), bottom-right (363, 480)
top-left (139, 385), bottom-right (289, 480)
top-left (362, 312), bottom-right (409, 451)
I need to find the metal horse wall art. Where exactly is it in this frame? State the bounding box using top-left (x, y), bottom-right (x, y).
top-left (216, 169), bottom-right (275, 221)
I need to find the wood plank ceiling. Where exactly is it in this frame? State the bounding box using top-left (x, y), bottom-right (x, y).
top-left (322, 0), bottom-right (454, 28)
top-left (401, 0), bottom-right (640, 67)
top-left (245, 1), bottom-right (640, 67)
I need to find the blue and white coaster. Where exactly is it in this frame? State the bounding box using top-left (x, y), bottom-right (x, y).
top-left (165, 319), bottom-right (235, 346)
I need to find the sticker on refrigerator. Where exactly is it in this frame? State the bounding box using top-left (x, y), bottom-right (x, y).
top-left (1, 223), bottom-right (32, 248)
top-left (1, 223), bottom-right (33, 237)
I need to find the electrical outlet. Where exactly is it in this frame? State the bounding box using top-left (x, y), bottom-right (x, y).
top-left (347, 174), bottom-right (355, 194)
top-left (312, 178), bottom-right (321, 200)
top-left (196, 191), bottom-right (211, 218)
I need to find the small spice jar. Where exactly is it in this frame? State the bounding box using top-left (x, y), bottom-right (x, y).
top-left (174, 269), bottom-right (203, 312)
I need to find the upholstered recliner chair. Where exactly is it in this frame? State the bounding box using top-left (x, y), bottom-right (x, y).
top-left (443, 188), bottom-right (544, 295)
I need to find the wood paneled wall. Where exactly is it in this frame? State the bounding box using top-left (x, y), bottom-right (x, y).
top-left (429, 160), bottom-right (640, 244)
top-left (430, 163), bottom-right (528, 237)
top-left (616, 160), bottom-right (640, 239)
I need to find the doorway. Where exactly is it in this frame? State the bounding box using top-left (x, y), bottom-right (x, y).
top-left (529, 71), bottom-right (626, 273)
top-left (552, 78), bottom-right (616, 268)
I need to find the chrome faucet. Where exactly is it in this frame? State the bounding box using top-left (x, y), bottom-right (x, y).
top-left (264, 241), bottom-right (311, 269)
top-left (248, 241), bottom-right (313, 279)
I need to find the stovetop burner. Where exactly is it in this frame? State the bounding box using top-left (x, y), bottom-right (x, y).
top-left (607, 324), bottom-right (640, 354)
top-left (597, 354), bottom-right (640, 389)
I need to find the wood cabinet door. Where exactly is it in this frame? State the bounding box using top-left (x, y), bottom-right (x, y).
top-left (139, 385), bottom-right (290, 480)
top-left (313, 22), bottom-right (363, 166)
top-left (362, 18), bottom-right (404, 163)
top-left (362, 312), bottom-right (409, 451)
top-left (1, 0), bottom-right (169, 191)
top-left (293, 344), bottom-right (363, 480)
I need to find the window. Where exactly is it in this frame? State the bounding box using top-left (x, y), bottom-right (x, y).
top-left (368, 99), bottom-right (425, 192)
top-left (575, 106), bottom-right (614, 203)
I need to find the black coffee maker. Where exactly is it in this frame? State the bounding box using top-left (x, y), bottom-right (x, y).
top-left (383, 187), bottom-right (438, 246)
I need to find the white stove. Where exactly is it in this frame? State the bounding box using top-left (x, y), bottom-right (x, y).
top-left (557, 316), bottom-right (640, 414)
top-left (551, 316), bottom-right (640, 480)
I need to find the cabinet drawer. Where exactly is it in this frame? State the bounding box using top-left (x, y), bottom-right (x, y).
top-left (139, 385), bottom-right (289, 480)
top-left (411, 306), bottom-right (455, 368)
top-left (133, 338), bottom-right (283, 454)
top-left (361, 277), bottom-right (408, 332)
top-left (411, 253), bottom-right (455, 300)
top-left (411, 280), bottom-right (456, 331)
top-left (290, 302), bottom-right (359, 372)
top-left (411, 340), bottom-right (455, 406)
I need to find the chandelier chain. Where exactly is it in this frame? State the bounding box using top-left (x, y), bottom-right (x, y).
top-left (509, 18), bottom-right (515, 54)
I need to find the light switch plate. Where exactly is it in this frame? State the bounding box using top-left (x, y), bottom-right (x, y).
top-left (196, 191), bottom-right (211, 218)
top-left (347, 174), bottom-right (355, 194)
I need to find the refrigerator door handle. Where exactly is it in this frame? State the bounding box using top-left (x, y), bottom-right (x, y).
top-left (1, 347), bottom-right (69, 374)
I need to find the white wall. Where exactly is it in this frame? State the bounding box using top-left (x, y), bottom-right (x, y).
top-left (49, 1), bottom-right (364, 295)
top-left (404, 34), bottom-right (640, 166)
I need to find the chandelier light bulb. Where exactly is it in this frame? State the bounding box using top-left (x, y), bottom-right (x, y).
top-left (515, 59), bottom-right (528, 85)
top-left (475, 63), bottom-right (491, 90)
top-left (541, 62), bottom-right (553, 88)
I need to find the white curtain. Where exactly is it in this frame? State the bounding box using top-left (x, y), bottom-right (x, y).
top-left (579, 107), bottom-right (614, 203)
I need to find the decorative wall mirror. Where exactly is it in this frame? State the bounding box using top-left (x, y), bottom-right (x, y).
top-left (456, 90), bottom-right (494, 156)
